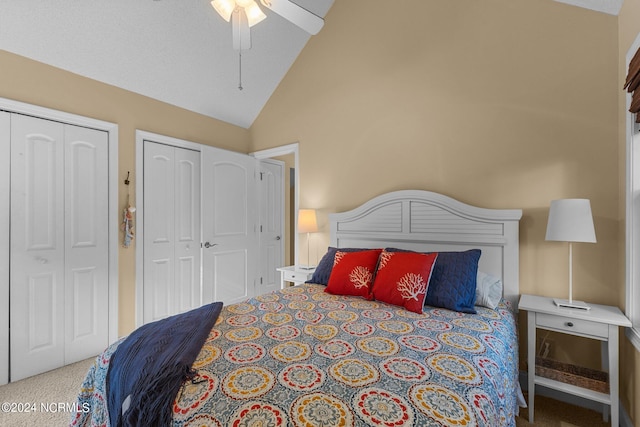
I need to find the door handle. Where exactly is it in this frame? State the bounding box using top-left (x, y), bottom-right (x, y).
top-left (203, 242), bottom-right (218, 249)
top-left (276, 236), bottom-right (281, 240)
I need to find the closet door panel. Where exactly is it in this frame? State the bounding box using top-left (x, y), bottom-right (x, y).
top-left (10, 115), bottom-right (65, 381)
top-left (0, 112), bottom-right (9, 385)
top-left (143, 141), bottom-right (176, 322)
top-left (64, 124), bottom-right (109, 363)
top-left (174, 149), bottom-right (201, 313)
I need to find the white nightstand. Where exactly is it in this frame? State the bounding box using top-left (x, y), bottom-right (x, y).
top-left (518, 294), bottom-right (631, 426)
top-left (276, 266), bottom-right (316, 288)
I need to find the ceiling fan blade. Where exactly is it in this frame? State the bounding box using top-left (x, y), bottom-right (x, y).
top-left (232, 8), bottom-right (252, 50)
top-left (260, 0), bottom-right (324, 35)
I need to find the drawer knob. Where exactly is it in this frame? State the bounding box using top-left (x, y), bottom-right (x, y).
top-left (566, 322), bottom-right (574, 327)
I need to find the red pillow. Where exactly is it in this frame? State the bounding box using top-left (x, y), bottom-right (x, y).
top-left (371, 250), bottom-right (438, 313)
top-left (325, 249), bottom-right (382, 297)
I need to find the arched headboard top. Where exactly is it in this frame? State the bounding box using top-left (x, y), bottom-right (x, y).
top-left (329, 190), bottom-right (523, 308)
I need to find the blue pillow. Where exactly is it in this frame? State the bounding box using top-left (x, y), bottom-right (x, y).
top-left (386, 248), bottom-right (481, 314)
top-left (427, 250), bottom-right (481, 314)
top-left (307, 247), bottom-right (371, 285)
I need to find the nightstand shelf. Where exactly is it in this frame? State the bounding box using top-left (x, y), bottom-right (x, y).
top-left (534, 356), bottom-right (609, 394)
top-left (519, 294), bottom-right (631, 426)
top-left (535, 375), bottom-right (610, 404)
top-left (276, 266), bottom-right (316, 288)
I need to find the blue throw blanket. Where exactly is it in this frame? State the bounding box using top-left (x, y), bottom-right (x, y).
top-left (106, 302), bottom-right (223, 427)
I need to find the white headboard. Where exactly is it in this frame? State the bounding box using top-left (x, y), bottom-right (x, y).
top-left (329, 190), bottom-right (523, 308)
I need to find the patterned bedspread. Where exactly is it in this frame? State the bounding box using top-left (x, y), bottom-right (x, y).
top-left (71, 283), bottom-right (520, 426)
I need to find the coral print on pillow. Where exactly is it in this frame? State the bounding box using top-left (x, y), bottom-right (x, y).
top-left (371, 250), bottom-right (438, 313)
top-left (325, 249), bottom-right (382, 297)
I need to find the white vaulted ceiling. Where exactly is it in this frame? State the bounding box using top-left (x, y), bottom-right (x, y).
top-left (0, 0), bottom-right (620, 128)
top-left (0, 0), bottom-right (334, 128)
top-left (554, 0), bottom-right (623, 15)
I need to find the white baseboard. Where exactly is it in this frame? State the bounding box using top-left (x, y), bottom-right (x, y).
top-left (519, 371), bottom-right (632, 427)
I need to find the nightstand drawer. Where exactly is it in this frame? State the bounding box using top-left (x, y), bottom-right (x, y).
top-left (536, 313), bottom-right (609, 339)
top-left (277, 266), bottom-right (316, 289)
top-left (282, 270), bottom-right (310, 283)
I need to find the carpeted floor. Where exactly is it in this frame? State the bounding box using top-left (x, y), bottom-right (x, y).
top-left (0, 357), bottom-right (94, 427)
top-left (0, 360), bottom-right (612, 426)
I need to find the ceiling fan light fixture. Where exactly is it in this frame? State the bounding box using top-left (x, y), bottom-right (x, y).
top-left (211, 0), bottom-right (235, 22)
top-left (243, 1), bottom-right (267, 27)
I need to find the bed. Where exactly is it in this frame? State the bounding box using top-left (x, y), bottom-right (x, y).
top-left (71, 190), bottom-right (523, 427)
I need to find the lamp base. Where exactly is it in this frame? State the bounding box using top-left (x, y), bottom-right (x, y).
top-left (298, 265), bottom-right (316, 270)
top-left (553, 298), bottom-right (591, 310)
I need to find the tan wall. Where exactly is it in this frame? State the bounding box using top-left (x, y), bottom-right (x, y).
top-left (619, 0), bottom-right (640, 423)
top-left (0, 50), bottom-right (251, 336)
top-left (252, 0), bottom-right (618, 301)
top-left (250, 0), bottom-right (627, 417)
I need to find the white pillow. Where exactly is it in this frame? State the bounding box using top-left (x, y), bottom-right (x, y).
top-left (475, 271), bottom-right (503, 309)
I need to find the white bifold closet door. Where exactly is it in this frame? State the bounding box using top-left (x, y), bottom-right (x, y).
top-left (143, 141), bottom-right (201, 323)
top-left (9, 114), bottom-right (109, 381)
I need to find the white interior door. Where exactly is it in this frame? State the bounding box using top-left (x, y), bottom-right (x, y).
top-left (202, 146), bottom-right (259, 305)
top-left (143, 141), bottom-right (201, 323)
top-left (258, 159), bottom-right (284, 294)
top-left (10, 114), bottom-right (109, 381)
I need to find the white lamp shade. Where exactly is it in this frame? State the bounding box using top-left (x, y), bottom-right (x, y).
top-left (545, 199), bottom-right (596, 243)
top-left (298, 209), bottom-right (318, 233)
top-left (212, 0), bottom-right (266, 27)
top-left (211, 0), bottom-right (235, 21)
top-left (243, 1), bottom-right (266, 26)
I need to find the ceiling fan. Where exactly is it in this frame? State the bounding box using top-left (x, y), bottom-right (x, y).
top-left (211, 0), bottom-right (324, 50)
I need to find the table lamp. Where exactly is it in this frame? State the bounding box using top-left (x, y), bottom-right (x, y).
top-left (298, 209), bottom-right (318, 269)
top-left (545, 199), bottom-right (597, 310)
